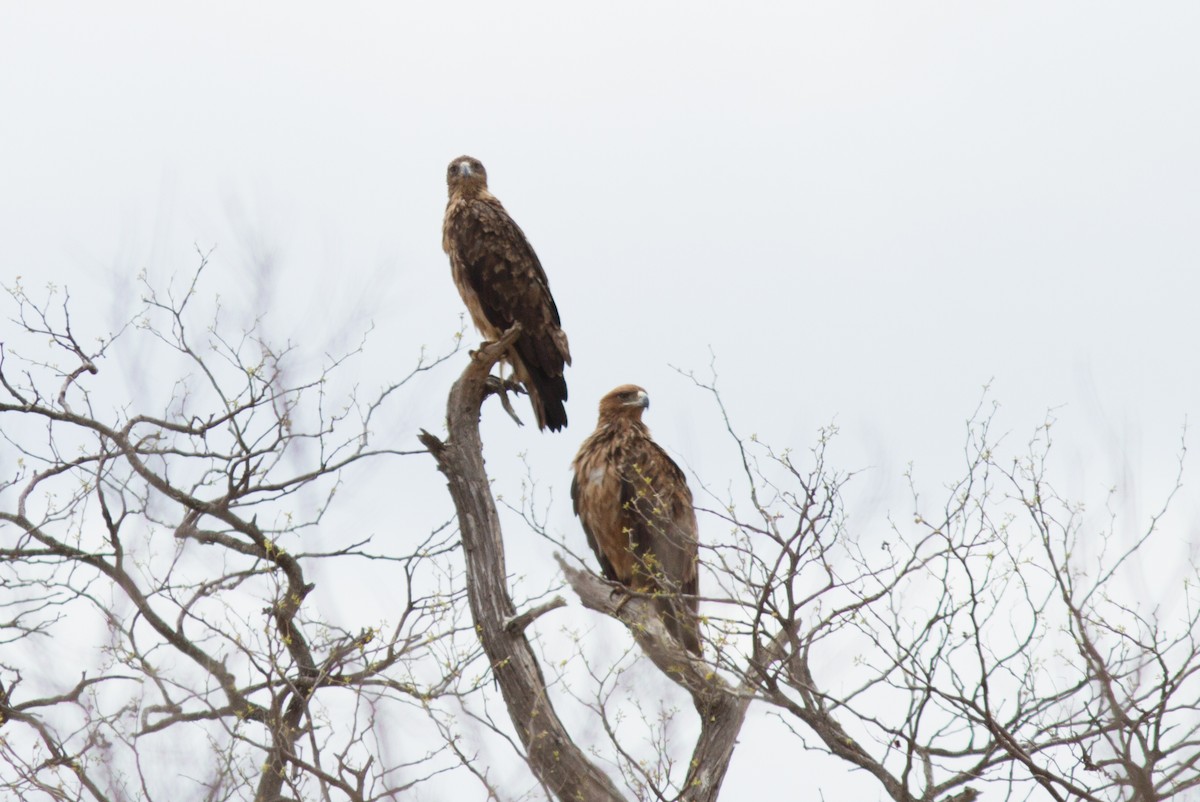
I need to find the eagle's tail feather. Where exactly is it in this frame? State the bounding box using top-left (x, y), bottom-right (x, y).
top-left (526, 370), bottom-right (568, 432)
top-left (658, 597), bottom-right (702, 657)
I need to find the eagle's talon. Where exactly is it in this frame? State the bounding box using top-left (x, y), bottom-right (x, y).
top-left (484, 374), bottom-right (526, 427)
top-left (611, 590), bottom-right (632, 616)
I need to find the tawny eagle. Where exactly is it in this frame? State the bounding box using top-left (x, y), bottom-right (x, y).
top-left (571, 385), bottom-right (701, 655)
top-left (442, 155), bottom-right (571, 431)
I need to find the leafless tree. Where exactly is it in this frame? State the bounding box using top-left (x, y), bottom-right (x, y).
top-left (427, 338), bottom-right (1199, 802)
top-left (4, 260), bottom-right (1197, 802)
top-left (0, 257), bottom-right (485, 801)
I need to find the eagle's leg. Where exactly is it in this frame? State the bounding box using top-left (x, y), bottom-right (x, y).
top-left (610, 588), bottom-right (633, 615)
top-left (483, 374), bottom-right (525, 427)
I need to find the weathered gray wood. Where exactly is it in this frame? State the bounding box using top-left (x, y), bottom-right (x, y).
top-left (556, 557), bottom-right (751, 802)
top-left (420, 327), bottom-right (625, 802)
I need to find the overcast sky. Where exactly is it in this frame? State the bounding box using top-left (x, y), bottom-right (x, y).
top-left (3, 3), bottom-right (1200, 798)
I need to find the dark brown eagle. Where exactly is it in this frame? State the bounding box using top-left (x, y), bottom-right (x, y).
top-left (571, 385), bottom-right (701, 655)
top-left (442, 155), bottom-right (571, 431)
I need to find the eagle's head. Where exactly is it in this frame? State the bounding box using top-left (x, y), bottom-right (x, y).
top-left (598, 384), bottom-right (650, 423)
top-left (446, 155), bottom-right (488, 197)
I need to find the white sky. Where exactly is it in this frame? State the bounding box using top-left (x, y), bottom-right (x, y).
top-left (3, 3), bottom-right (1200, 799)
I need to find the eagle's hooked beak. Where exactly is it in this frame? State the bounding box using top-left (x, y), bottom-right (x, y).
top-left (457, 162), bottom-right (473, 177)
top-left (631, 390), bottom-right (649, 409)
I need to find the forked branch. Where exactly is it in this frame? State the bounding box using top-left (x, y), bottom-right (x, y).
top-left (419, 325), bottom-right (624, 802)
top-left (557, 556), bottom-right (751, 802)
